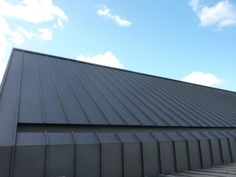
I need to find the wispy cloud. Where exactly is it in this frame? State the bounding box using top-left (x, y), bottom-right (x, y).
top-left (97, 5), bottom-right (132, 27)
top-left (189, 0), bottom-right (236, 28)
top-left (0, 0), bottom-right (68, 82)
top-left (182, 71), bottom-right (223, 87)
top-left (76, 51), bottom-right (124, 69)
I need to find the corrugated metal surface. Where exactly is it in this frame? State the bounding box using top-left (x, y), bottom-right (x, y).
top-left (1, 49), bottom-right (236, 130)
top-left (1, 48), bottom-right (236, 177)
top-left (2, 131), bottom-right (236, 177)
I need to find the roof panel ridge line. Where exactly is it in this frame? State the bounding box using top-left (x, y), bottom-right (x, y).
top-left (44, 130), bottom-right (49, 177)
top-left (110, 68), bottom-right (180, 126)
top-left (12, 51), bottom-right (24, 143)
top-left (134, 73), bottom-right (199, 127)
top-left (0, 48), bottom-right (14, 99)
top-left (166, 81), bottom-right (236, 126)
top-left (86, 65), bottom-right (141, 125)
top-left (11, 48), bottom-right (236, 94)
top-left (57, 60), bottom-right (91, 124)
top-left (175, 80), bottom-right (236, 119)
top-left (146, 77), bottom-right (224, 127)
top-left (71, 131), bottom-right (77, 177)
top-left (47, 56), bottom-right (70, 124)
top-left (156, 78), bottom-right (235, 126)
top-left (79, 64), bottom-right (130, 125)
top-left (91, 66), bottom-right (144, 125)
top-left (113, 131), bottom-right (125, 177)
top-left (9, 51), bottom-right (24, 177)
top-left (77, 64), bottom-right (127, 125)
top-left (95, 66), bottom-right (168, 126)
top-left (35, 54), bottom-right (47, 123)
top-left (67, 61), bottom-right (111, 124)
top-left (89, 65), bottom-right (159, 126)
top-left (171, 79), bottom-right (236, 119)
top-left (139, 75), bottom-right (209, 127)
top-left (148, 132), bottom-right (163, 174)
top-left (132, 131), bottom-right (145, 177)
top-left (94, 132), bottom-right (103, 177)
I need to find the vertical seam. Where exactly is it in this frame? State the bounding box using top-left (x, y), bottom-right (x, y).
top-left (47, 57), bottom-right (69, 123)
top-left (36, 55), bottom-right (46, 123)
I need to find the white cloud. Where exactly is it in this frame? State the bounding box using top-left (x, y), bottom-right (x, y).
top-left (0, 0), bottom-right (67, 26)
top-left (76, 51), bottom-right (124, 69)
top-left (182, 71), bottom-right (223, 87)
top-left (0, 61), bottom-right (7, 84)
top-left (0, 0), bottom-right (68, 83)
top-left (37, 28), bottom-right (53, 40)
top-left (189, 0), bottom-right (236, 28)
top-left (97, 6), bottom-right (132, 27)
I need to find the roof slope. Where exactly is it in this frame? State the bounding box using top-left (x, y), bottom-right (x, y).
top-left (1, 48), bottom-right (236, 145)
top-left (1, 48), bottom-right (236, 177)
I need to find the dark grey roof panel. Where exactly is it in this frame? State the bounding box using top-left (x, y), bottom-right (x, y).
top-left (117, 132), bottom-right (138, 143)
top-left (152, 132), bottom-right (170, 142)
top-left (0, 50), bottom-right (23, 146)
top-left (16, 132), bottom-right (46, 146)
top-left (36, 55), bottom-right (68, 123)
top-left (2, 49), bottom-right (236, 128)
top-left (48, 132), bottom-right (74, 145)
top-left (97, 132), bottom-right (120, 143)
top-left (178, 132), bottom-right (196, 140)
top-left (74, 132), bottom-right (99, 144)
top-left (166, 132), bottom-right (183, 141)
top-left (135, 132), bottom-right (155, 142)
top-left (19, 52), bottom-right (44, 123)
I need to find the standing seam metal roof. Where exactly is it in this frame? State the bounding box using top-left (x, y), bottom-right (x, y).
top-left (1, 48), bottom-right (236, 177)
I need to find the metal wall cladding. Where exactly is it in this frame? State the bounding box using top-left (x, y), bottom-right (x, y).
top-left (1, 131), bottom-right (236, 177)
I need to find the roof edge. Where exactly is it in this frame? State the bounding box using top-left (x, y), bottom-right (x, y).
top-left (12, 48), bottom-right (236, 95)
top-left (0, 49), bottom-right (15, 98)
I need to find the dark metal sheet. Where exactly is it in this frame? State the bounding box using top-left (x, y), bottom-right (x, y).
top-left (47, 145), bottom-right (75, 177)
top-left (19, 53), bottom-right (44, 123)
top-left (48, 58), bottom-right (89, 124)
top-left (74, 132), bottom-right (99, 144)
top-left (13, 146), bottom-right (45, 177)
top-left (223, 132), bottom-right (236, 162)
top-left (0, 147), bottom-right (11, 177)
top-left (101, 143), bottom-right (122, 177)
top-left (123, 143), bottom-right (142, 177)
top-left (202, 132), bottom-right (222, 165)
top-left (48, 132), bottom-right (74, 145)
top-left (2, 49), bottom-right (236, 177)
top-left (167, 132), bottom-right (189, 172)
top-left (76, 144), bottom-right (100, 177)
top-left (212, 132), bottom-right (232, 164)
top-left (97, 132), bottom-right (120, 143)
top-left (179, 132), bottom-right (201, 169)
top-left (16, 132), bottom-right (45, 146)
top-left (0, 50), bottom-right (23, 146)
top-left (36, 54), bottom-right (67, 123)
top-left (117, 132), bottom-right (138, 143)
top-left (2, 48), bottom-right (236, 129)
top-left (142, 141), bottom-right (160, 176)
top-left (191, 132), bottom-right (212, 167)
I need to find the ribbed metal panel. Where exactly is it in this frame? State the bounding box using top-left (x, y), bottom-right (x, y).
top-left (1, 49), bottom-right (236, 129)
top-left (0, 131), bottom-right (235, 177)
top-left (1, 49), bottom-right (236, 177)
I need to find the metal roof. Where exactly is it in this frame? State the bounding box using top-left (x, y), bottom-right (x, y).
top-left (1, 48), bottom-right (236, 177)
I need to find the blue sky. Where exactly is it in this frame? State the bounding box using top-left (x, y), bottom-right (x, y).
top-left (0, 0), bottom-right (236, 91)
